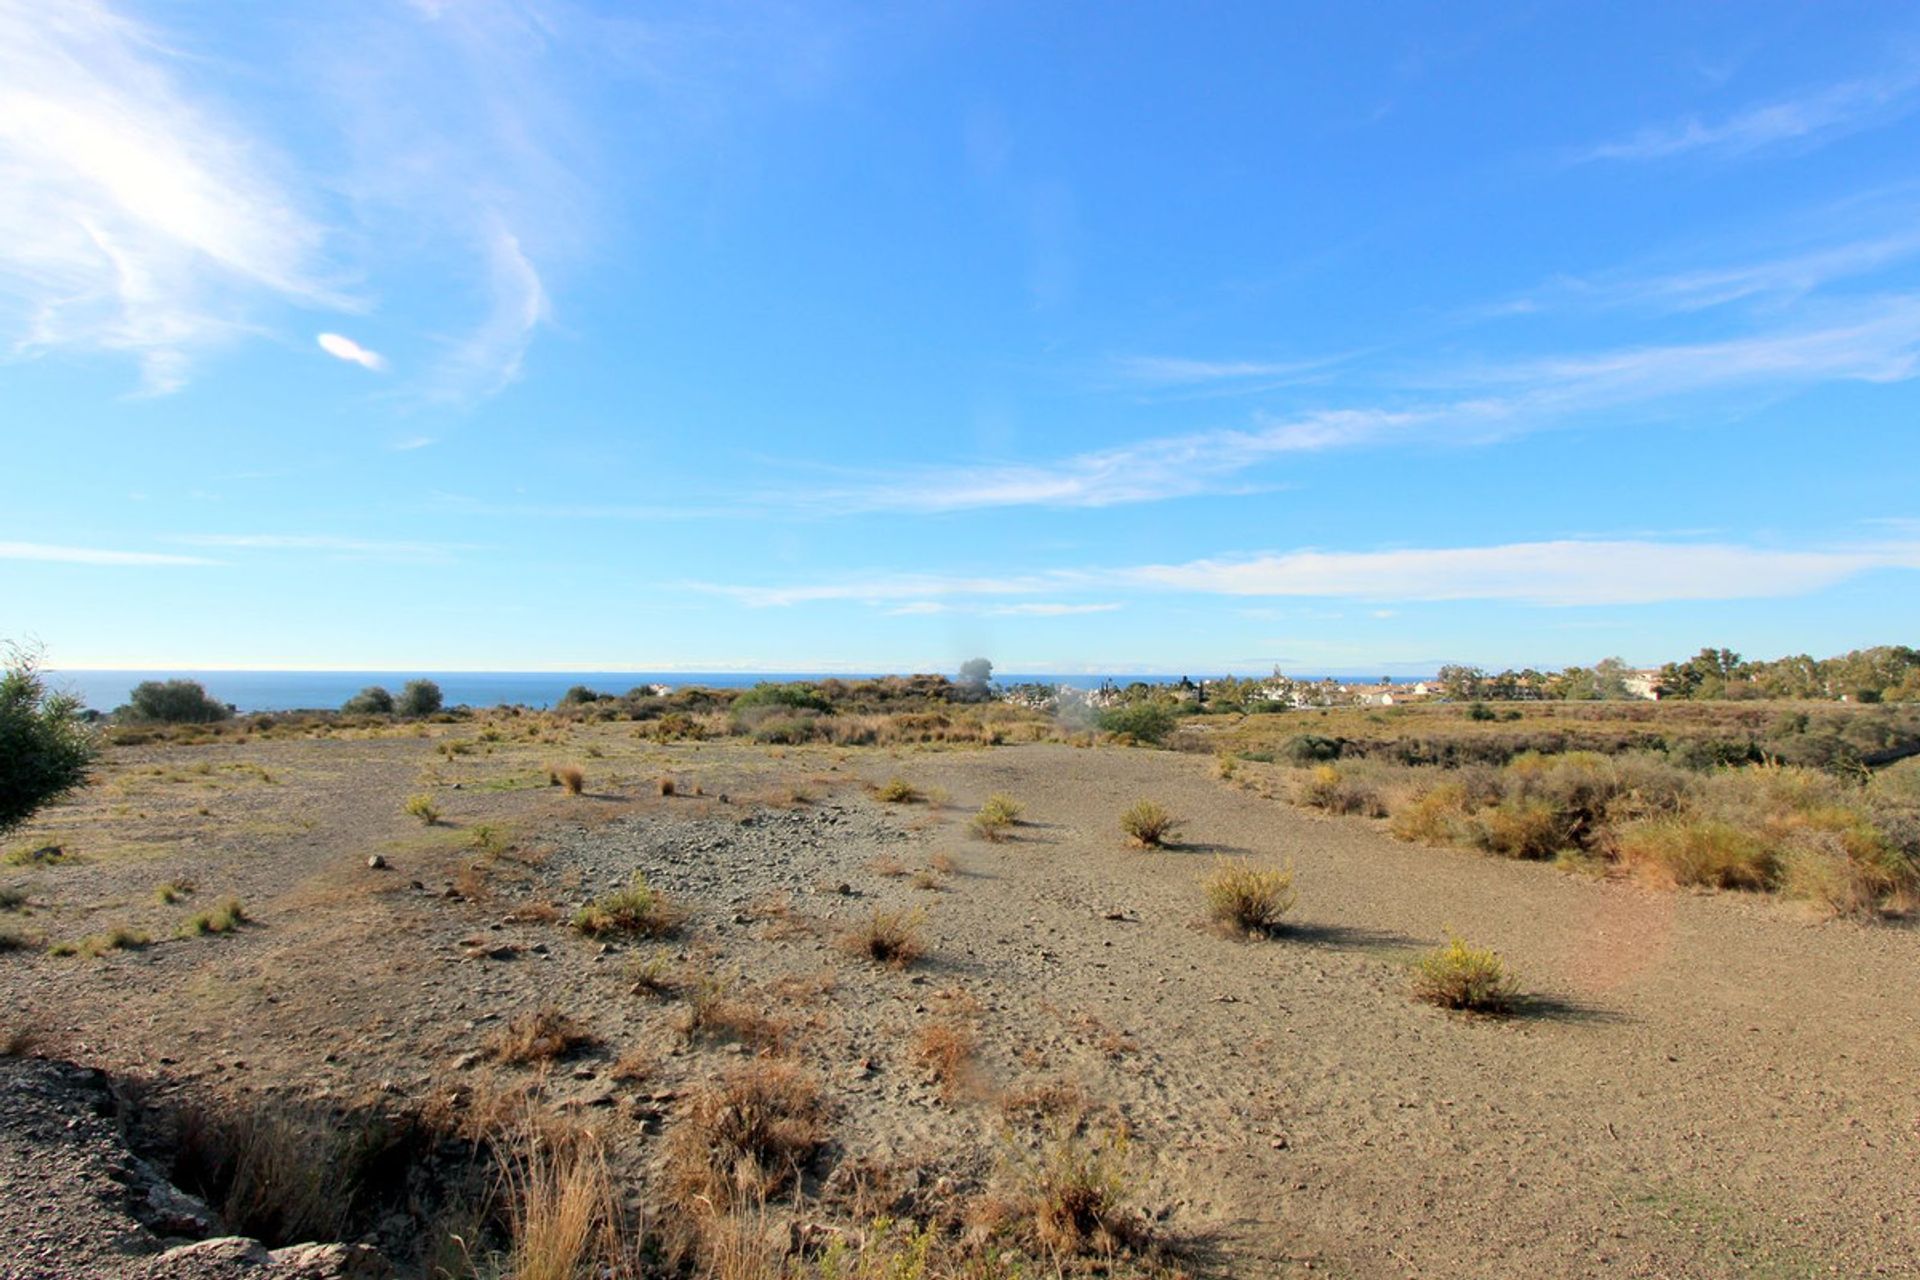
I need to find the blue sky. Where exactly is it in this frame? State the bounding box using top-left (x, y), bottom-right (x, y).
top-left (4, 1), bottom-right (1920, 675)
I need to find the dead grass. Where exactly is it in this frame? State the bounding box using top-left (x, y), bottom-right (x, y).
top-left (839, 908), bottom-right (926, 968)
top-left (1411, 935), bottom-right (1518, 1013)
top-left (1203, 859), bottom-right (1296, 934)
top-left (1119, 800), bottom-right (1179, 848)
top-left (928, 851), bottom-right (959, 875)
top-left (677, 975), bottom-right (787, 1051)
top-left (1614, 818), bottom-right (1776, 890)
top-left (499, 1126), bottom-right (630, 1280)
top-left (49, 925), bottom-right (150, 958)
top-left (555, 764), bottom-right (586, 796)
top-left (976, 1126), bottom-right (1146, 1260)
top-left (488, 1005), bottom-right (596, 1065)
top-left (912, 1021), bottom-right (977, 1101)
top-left (625, 951), bottom-right (676, 997)
top-left (664, 1059), bottom-right (827, 1208)
top-left (867, 854), bottom-right (907, 878)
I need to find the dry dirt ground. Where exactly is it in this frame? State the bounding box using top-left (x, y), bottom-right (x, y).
top-left (2, 726), bottom-right (1916, 1278)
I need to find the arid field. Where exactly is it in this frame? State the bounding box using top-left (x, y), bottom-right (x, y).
top-left (2, 714), bottom-right (1916, 1279)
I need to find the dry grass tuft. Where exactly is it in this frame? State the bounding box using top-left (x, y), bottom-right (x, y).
top-left (970, 794), bottom-right (1023, 842)
top-left (488, 1005), bottom-right (596, 1065)
top-left (976, 1126), bottom-right (1146, 1259)
top-left (50, 925), bottom-right (150, 958)
top-left (867, 854), bottom-right (907, 878)
top-left (573, 872), bottom-right (679, 938)
top-left (1119, 800), bottom-right (1179, 848)
top-left (840, 908), bottom-right (926, 968)
top-left (928, 851), bottom-right (959, 876)
top-left (625, 951), bottom-right (676, 998)
top-left (178, 896), bottom-right (247, 938)
top-left (912, 1021), bottom-right (977, 1101)
top-left (1203, 859), bottom-right (1296, 934)
top-left (152, 880), bottom-right (193, 905)
top-left (664, 1060), bottom-right (827, 1208)
top-left (1614, 818), bottom-right (1775, 889)
top-left (555, 764), bottom-right (586, 796)
top-left (500, 1126), bottom-right (629, 1280)
top-left (1411, 934), bottom-right (1518, 1013)
top-left (404, 793), bottom-right (440, 825)
top-left (875, 776), bottom-right (920, 804)
top-left (677, 974), bottom-right (787, 1051)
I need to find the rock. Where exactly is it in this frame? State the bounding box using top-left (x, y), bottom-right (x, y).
top-left (366, 854), bottom-right (387, 870)
top-left (141, 1174), bottom-right (219, 1237)
top-left (452, 1051), bottom-right (481, 1070)
top-left (155, 1236), bottom-right (272, 1267)
top-left (269, 1241), bottom-right (395, 1278)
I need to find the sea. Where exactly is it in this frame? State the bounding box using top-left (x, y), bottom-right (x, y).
top-left (47, 670), bottom-right (1234, 715)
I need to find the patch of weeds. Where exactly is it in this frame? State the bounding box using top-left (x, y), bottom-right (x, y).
top-left (876, 776), bottom-right (919, 803)
top-left (404, 793), bottom-right (441, 825)
top-left (572, 872), bottom-right (679, 938)
top-left (867, 854), bottom-right (907, 878)
top-left (553, 764), bottom-right (586, 796)
top-left (4, 844), bottom-right (68, 868)
top-left (1119, 800), bottom-right (1179, 848)
top-left (179, 897), bottom-right (247, 938)
top-left (976, 1126), bottom-right (1148, 1259)
top-left (663, 1060), bottom-right (827, 1208)
top-left (675, 973), bottom-right (785, 1051)
top-left (912, 1021), bottom-right (976, 1101)
top-left (488, 1006), bottom-right (596, 1066)
top-left (970, 794), bottom-right (1023, 842)
top-left (153, 880), bottom-right (194, 905)
top-left (0, 886), bottom-right (26, 911)
top-left (839, 908), bottom-right (926, 968)
top-left (51, 925), bottom-right (151, 958)
top-left (1203, 859), bottom-right (1296, 934)
top-left (624, 951), bottom-right (676, 998)
top-left (1411, 933), bottom-right (1518, 1013)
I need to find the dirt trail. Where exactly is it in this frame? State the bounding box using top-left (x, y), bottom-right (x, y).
top-left (2, 735), bottom-right (1915, 1278)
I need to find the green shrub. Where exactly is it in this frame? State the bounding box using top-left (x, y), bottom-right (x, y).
top-left (1280, 733), bottom-right (1343, 763)
top-left (1095, 702), bottom-right (1179, 744)
top-left (179, 897), bottom-right (247, 937)
top-left (573, 873), bottom-right (678, 937)
top-left (1614, 818), bottom-right (1775, 889)
top-left (1294, 764), bottom-right (1386, 817)
top-left (123, 679), bottom-right (231, 724)
top-left (876, 776), bottom-right (919, 803)
top-left (1119, 800), bottom-right (1179, 848)
top-left (395, 679), bottom-right (443, 717)
top-left (1203, 859), bottom-right (1296, 933)
top-left (403, 793), bottom-right (440, 825)
top-left (1411, 935), bottom-right (1517, 1012)
top-left (1, 644), bottom-right (95, 833)
top-left (339, 686), bottom-right (393, 715)
top-left (733, 682), bottom-right (833, 713)
top-left (970, 794), bottom-right (1023, 841)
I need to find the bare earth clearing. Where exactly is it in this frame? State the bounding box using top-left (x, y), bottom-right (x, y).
top-left (2, 727), bottom-right (1916, 1278)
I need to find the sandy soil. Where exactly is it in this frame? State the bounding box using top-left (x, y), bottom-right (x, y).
top-left (2, 728), bottom-right (1916, 1278)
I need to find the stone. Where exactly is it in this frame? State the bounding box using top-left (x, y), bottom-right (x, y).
top-left (269, 1241), bottom-right (396, 1278)
top-left (366, 854), bottom-right (387, 870)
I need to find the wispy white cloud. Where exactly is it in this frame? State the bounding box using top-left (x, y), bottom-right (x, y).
top-left (0, 0), bottom-right (339, 391)
top-left (317, 331), bottom-right (386, 371)
top-left (170, 533), bottom-right (470, 562)
top-left (987, 602), bottom-right (1121, 616)
top-left (1577, 66), bottom-right (1920, 162)
top-left (0, 540), bottom-right (215, 566)
top-left (700, 537), bottom-right (1920, 610)
top-left (1109, 354), bottom-right (1347, 387)
top-left (428, 221), bottom-right (549, 401)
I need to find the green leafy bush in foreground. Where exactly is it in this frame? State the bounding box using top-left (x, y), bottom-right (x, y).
top-left (1, 645), bottom-right (95, 834)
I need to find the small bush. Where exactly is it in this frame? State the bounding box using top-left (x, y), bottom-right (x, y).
top-left (123, 678), bottom-right (231, 724)
top-left (1294, 764), bottom-right (1386, 817)
top-left (0, 925), bottom-right (30, 952)
top-left (340, 686), bottom-right (393, 715)
top-left (489, 1005), bottom-right (595, 1065)
top-left (555, 764), bottom-right (585, 796)
top-left (1465, 798), bottom-right (1565, 860)
top-left (1614, 818), bottom-right (1776, 889)
top-left (876, 776), bottom-right (919, 803)
top-left (1, 644), bottom-right (96, 833)
top-left (0, 887), bottom-right (24, 910)
top-left (573, 873), bottom-right (677, 938)
top-left (1095, 702), bottom-right (1179, 744)
top-left (1411, 935), bottom-right (1517, 1012)
top-left (179, 897), bottom-right (246, 938)
top-left (404, 793), bottom-right (440, 825)
top-left (1119, 799), bottom-right (1179, 848)
top-left (982, 1127), bottom-right (1144, 1258)
top-left (52, 925), bottom-right (150, 958)
top-left (656, 776), bottom-right (675, 797)
top-left (970, 794), bottom-right (1023, 842)
top-left (152, 881), bottom-right (191, 905)
top-left (841, 908), bottom-right (925, 967)
top-left (1281, 733), bottom-right (1343, 763)
top-left (1204, 858), bottom-right (1297, 933)
top-left (664, 1060), bottom-right (827, 1207)
top-left (395, 679), bottom-right (444, 717)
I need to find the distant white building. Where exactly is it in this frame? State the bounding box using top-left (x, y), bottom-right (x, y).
top-left (1622, 671), bottom-right (1662, 700)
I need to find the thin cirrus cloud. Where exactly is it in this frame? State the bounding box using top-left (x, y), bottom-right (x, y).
top-left (317, 332), bottom-right (386, 371)
top-left (0, 540), bottom-right (216, 566)
top-left (700, 537), bottom-right (1920, 610)
top-left (1575, 65), bottom-right (1920, 162)
top-left (0, 0), bottom-right (340, 393)
top-left (787, 294), bottom-right (1920, 516)
top-left (169, 533), bottom-right (472, 562)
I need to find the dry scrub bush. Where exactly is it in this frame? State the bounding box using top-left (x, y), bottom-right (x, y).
top-left (489, 1005), bottom-right (595, 1065)
top-left (404, 793), bottom-right (440, 825)
top-left (677, 974), bottom-right (786, 1051)
top-left (665, 1060), bottom-right (827, 1209)
top-left (167, 1100), bottom-right (364, 1246)
top-left (1293, 764), bottom-right (1386, 818)
top-left (876, 776), bottom-right (920, 803)
top-left (912, 1021), bottom-right (977, 1101)
top-left (1119, 800), bottom-right (1178, 848)
top-left (1203, 859), bottom-right (1296, 934)
top-left (969, 794), bottom-right (1023, 842)
top-left (50, 925), bottom-right (149, 957)
top-left (867, 854), bottom-right (907, 878)
top-left (658, 776), bottom-right (676, 797)
top-left (1411, 935), bottom-right (1517, 1013)
top-left (555, 764), bottom-right (586, 795)
top-left (841, 908), bottom-right (926, 968)
top-left (928, 851), bottom-right (959, 875)
top-left (977, 1127), bottom-right (1146, 1260)
top-left (573, 871), bottom-right (678, 937)
top-left (625, 951), bottom-right (675, 997)
top-left (1613, 818), bottom-right (1775, 889)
